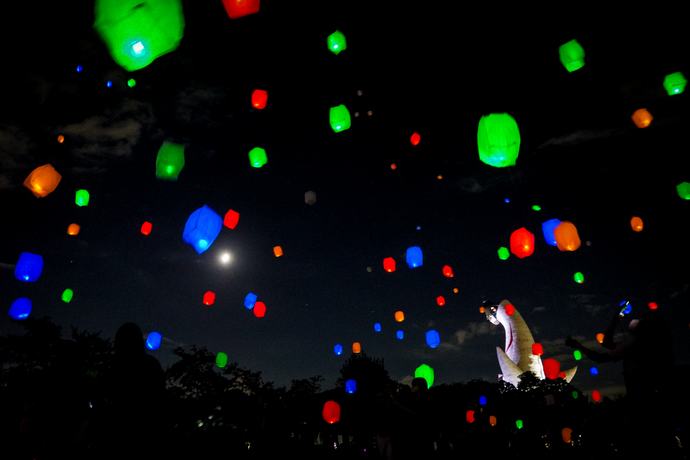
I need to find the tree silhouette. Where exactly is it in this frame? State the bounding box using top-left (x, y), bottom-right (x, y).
top-left (336, 352), bottom-right (394, 396)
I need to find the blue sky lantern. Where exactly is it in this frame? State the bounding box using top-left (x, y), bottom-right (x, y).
top-left (590, 367), bottom-right (599, 376)
top-left (329, 105), bottom-right (351, 132)
top-left (374, 322), bottom-right (381, 332)
top-left (182, 205), bottom-right (223, 254)
top-left (244, 292), bottom-right (257, 309)
top-left (406, 246), bottom-right (423, 268)
top-left (479, 395), bottom-right (487, 406)
top-left (146, 331), bottom-right (162, 350)
top-left (15, 252), bottom-right (44, 282)
top-left (334, 344), bottom-right (343, 356)
top-left (426, 329), bottom-right (440, 348)
top-left (477, 113), bottom-right (520, 167)
top-left (345, 379), bottom-right (357, 393)
top-left (397, 330), bottom-right (404, 339)
top-left (156, 141), bottom-right (185, 180)
top-left (541, 218), bottom-right (562, 246)
top-left (9, 298), bottom-right (32, 320)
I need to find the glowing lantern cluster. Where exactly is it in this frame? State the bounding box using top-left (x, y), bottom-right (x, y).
top-left (254, 301), bottom-right (266, 317)
top-left (156, 142), bottom-right (185, 180)
top-left (497, 247), bottom-right (510, 260)
top-left (352, 342), bottom-right (361, 353)
top-left (329, 105), bottom-right (351, 132)
top-left (62, 289), bottom-right (74, 303)
top-left (406, 246), bottom-right (423, 268)
top-left (543, 358), bottom-right (560, 380)
top-left (24, 164), bottom-right (62, 198)
top-left (216, 352), bottom-right (228, 368)
top-left (93, 0), bottom-right (185, 72)
top-left (677, 182), bottom-right (690, 200)
top-left (410, 132), bottom-right (420, 145)
top-left (477, 113), bottom-right (521, 167)
top-left (75, 190), bottom-right (90, 207)
top-left (203, 291), bottom-right (215, 305)
top-left (327, 30), bottom-right (347, 55)
top-left (630, 216), bottom-right (643, 232)
top-left (273, 246), bottom-right (283, 257)
top-left (146, 331), bottom-right (162, 350)
top-left (437, 296), bottom-right (445, 306)
top-left (383, 257), bottom-right (396, 272)
top-left (442, 265), bottom-right (453, 277)
top-left (532, 343), bottom-right (543, 356)
top-left (663, 72), bottom-right (686, 95)
top-left (248, 147), bottom-right (267, 168)
top-left (15, 253), bottom-right (43, 282)
top-left (182, 205), bottom-right (223, 254)
top-left (68, 224), bottom-right (81, 236)
top-left (322, 401), bottom-right (341, 424)
top-left (631, 108), bottom-right (653, 128)
top-left (9, 298), bottom-right (32, 320)
top-left (305, 191), bottom-right (316, 205)
top-left (426, 330), bottom-right (440, 348)
top-left (345, 379), bottom-right (357, 394)
top-left (415, 364), bottom-right (434, 388)
top-left (251, 89), bottom-right (267, 109)
top-left (334, 344), bottom-right (343, 356)
top-left (510, 228), bottom-right (534, 258)
top-left (559, 39), bottom-right (585, 72)
top-left (574, 272), bottom-right (584, 284)
top-left (554, 221), bottom-right (581, 251)
top-left (395, 311), bottom-right (405, 322)
top-left (224, 210), bottom-right (240, 229)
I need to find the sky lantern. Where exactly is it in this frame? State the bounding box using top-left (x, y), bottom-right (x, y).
top-left (442, 265), bottom-right (453, 277)
top-left (322, 401), bottom-right (341, 424)
top-left (222, 0), bottom-right (260, 19)
top-left (630, 216), bottom-right (643, 232)
top-left (182, 205), bottom-right (223, 254)
top-left (62, 289), bottom-right (74, 303)
top-left (329, 105), bottom-right (351, 132)
top-left (141, 222), bottom-right (152, 235)
top-left (216, 352), bottom-right (228, 368)
top-left (396, 330), bottom-right (404, 339)
top-left (543, 358), bottom-right (560, 379)
top-left (155, 142), bottom-right (185, 180)
top-left (251, 89), bottom-right (267, 109)
top-left (596, 333), bottom-right (604, 343)
top-left (510, 228), bottom-right (535, 258)
top-left (532, 343), bottom-right (543, 356)
top-left (562, 428), bottom-right (573, 443)
top-left (254, 301), bottom-right (266, 317)
top-left (23, 164), bottom-right (62, 198)
top-left (327, 30), bottom-right (346, 55)
top-left (505, 304), bottom-right (515, 316)
top-left (410, 132), bottom-right (420, 145)
top-left (559, 39), bottom-right (585, 72)
top-left (223, 210), bottom-right (240, 229)
top-left (145, 331), bottom-right (162, 350)
top-left (572, 391), bottom-right (579, 399)
top-left (541, 218), bottom-right (562, 246)
top-left (9, 298), bottom-right (32, 320)
top-left (15, 253), bottom-right (43, 282)
top-left (497, 247), bottom-right (510, 260)
top-left (273, 246), bottom-right (283, 257)
top-left (75, 190), bottom-right (90, 207)
top-left (374, 323), bottom-right (381, 332)
top-left (395, 311), bottom-right (405, 322)
top-left (479, 306), bottom-right (485, 313)
top-left (648, 302), bottom-right (658, 310)
top-left (352, 342), bottom-right (361, 354)
top-left (334, 344), bottom-right (343, 355)
top-left (677, 182), bottom-right (690, 200)
top-left (426, 330), bottom-right (440, 348)
top-left (590, 367), bottom-right (598, 376)
top-left (248, 147), bottom-right (267, 168)
top-left (574, 350), bottom-right (582, 360)
top-left (592, 391), bottom-right (601, 402)
top-left (489, 415), bottom-right (497, 426)
top-left (244, 293), bottom-right (257, 309)
top-left (93, 0), bottom-right (185, 72)
top-left (466, 411), bottom-right (475, 423)
top-left (305, 191), bottom-right (316, 205)
top-left (406, 246), bottom-right (423, 268)
top-left (436, 296), bottom-right (445, 306)
top-left (554, 221), bottom-right (581, 251)
top-left (345, 379), bottom-right (357, 394)
top-left (414, 364), bottom-right (434, 389)
top-left (67, 224), bottom-right (81, 236)
top-left (57, 135), bottom-right (65, 143)
top-left (631, 108), bottom-right (653, 128)
top-left (477, 113), bottom-right (520, 167)
top-left (574, 272), bottom-right (584, 284)
top-left (663, 72), bottom-right (686, 95)
top-left (479, 395), bottom-right (487, 406)
top-left (383, 257), bottom-right (396, 272)
top-left (203, 291), bottom-right (215, 305)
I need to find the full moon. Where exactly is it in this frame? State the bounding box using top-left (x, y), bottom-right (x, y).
top-left (220, 253), bottom-right (231, 263)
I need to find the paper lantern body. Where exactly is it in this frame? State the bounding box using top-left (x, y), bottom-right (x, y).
top-left (426, 330), bottom-right (440, 348)
top-left (648, 302), bottom-right (658, 310)
top-left (15, 253), bottom-right (44, 282)
top-left (93, 0), bottom-right (185, 71)
top-left (374, 323), bottom-right (381, 332)
top-left (141, 222), bottom-right (152, 235)
top-left (479, 395), bottom-right (487, 406)
top-left (62, 289), bottom-right (74, 303)
top-left (216, 352), bottom-right (228, 368)
top-left (327, 30), bottom-right (346, 55)
top-left (574, 272), bottom-right (584, 284)
top-left (75, 190), bottom-right (90, 207)
top-left (497, 247), bottom-right (510, 260)
top-left (9, 298), bottom-right (32, 320)
top-left (182, 205), bottom-right (223, 254)
top-left (562, 428), bottom-right (573, 443)
top-left (554, 221), bottom-right (581, 251)
top-left (322, 401), bottom-right (341, 424)
top-left (24, 164), bottom-right (62, 198)
top-left (415, 364), bottom-right (434, 388)
top-left (224, 210), bottom-right (240, 229)
top-left (395, 311), bottom-right (404, 322)
top-left (244, 293), bottom-right (257, 309)
top-left (334, 344), bottom-right (343, 356)
top-left (352, 342), bottom-right (361, 353)
top-left (477, 113), bottom-right (520, 167)
top-left (345, 379), bottom-right (357, 394)
top-left (254, 301), bottom-right (266, 317)
top-left (559, 39), bottom-right (585, 72)
top-left (541, 219), bottom-right (562, 246)
top-left (329, 105), bottom-right (351, 132)
top-left (248, 147), bottom-right (267, 168)
top-left (466, 410), bottom-right (475, 423)
top-left (592, 391), bottom-right (601, 402)
top-left (383, 257), bottom-right (396, 272)
top-left (410, 132), bottom-right (420, 145)
top-left (406, 246), bottom-right (423, 268)
top-left (251, 89), bottom-right (267, 109)
top-left (532, 343), bottom-right (543, 356)
top-left (631, 108), bottom-right (653, 128)
top-left (516, 420), bottom-right (524, 429)
top-left (68, 224), bottom-right (81, 235)
top-left (677, 182), bottom-right (690, 200)
top-left (574, 350), bottom-right (582, 360)
top-left (156, 142), bottom-right (185, 180)
top-left (436, 296), bottom-right (445, 306)
top-left (505, 304), bottom-right (514, 316)
top-left (630, 216), bottom-right (643, 232)
top-left (596, 333), bottom-right (604, 343)
top-left (510, 228), bottom-right (535, 258)
top-left (273, 246), bottom-right (283, 257)
top-left (663, 72), bottom-right (687, 95)
top-left (305, 191), bottom-right (316, 205)
top-left (396, 330), bottom-right (404, 339)
top-left (489, 415), bottom-right (497, 426)
top-left (222, 0), bottom-right (260, 19)
top-left (146, 331), bottom-right (162, 350)
top-left (203, 291), bottom-right (215, 305)
top-left (543, 358), bottom-right (560, 379)
top-left (590, 367), bottom-right (598, 376)
top-left (442, 265), bottom-right (453, 277)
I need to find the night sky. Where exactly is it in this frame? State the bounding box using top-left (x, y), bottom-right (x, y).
top-left (1, 2), bottom-right (689, 399)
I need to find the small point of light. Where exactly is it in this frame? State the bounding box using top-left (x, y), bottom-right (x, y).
top-left (127, 78), bottom-right (136, 88)
top-left (437, 175), bottom-right (443, 179)
top-left (333, 44), bottom-right (338, 49)
top-left (390, 163), bottom-right (397, 170)
top-left (532, 205), bottom-right (541, 211)
top-left (367, 110), bottom-right (373, 116)
top-left (57, 135), bottom-right (64, 143)
top-left (76, 65), bottom-right (83, 72)
top-left (132, 41), bottom-right (144, 55)
top-left (505, 198), bottom-right (510, 203)
top-left (416, 226), bottom-right (421, 230)
top-left (357, 90), bottom-right (362, 96)
top-left (221, 253), bottom-right (231, 263)
top-left (106, 81), bottom-right (112, 88)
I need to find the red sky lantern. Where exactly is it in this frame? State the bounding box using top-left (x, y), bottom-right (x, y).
top-left (466, 410), bottom-right (475, 423)
top-left (273, 246), bottom-right (283, 257)
top-left (554, 221), bottom-right (581, 251)
top-left (395, 311), bottom-right (405, 322)
top-left (532, 343), bottom-right (543, 356)
top-left (222, 0), bottom-right (260, 19)
top-left (224, 210), bottom-right (240, 229)
top-left (648, 302), bottom-right (658, 310)
top-left (410, 132), bottom-right (420, 145)
top-left (67, 223), bottom-right (81, 235)
top-left (383, 257), bottom-right (396, 272)
top-left (559, 371), bottom-right (566, 379)
top-left (543, 358), bottom-right (560, 379)
top-left (592, 391), bottom-right (601, 402)
top-left (510, 227), bottom-right (535, 258)
top-left (630, 216), bottom-right (643, 232)
top-left (141, 222), bottom-right (152, 235)
top-left (505, 304), bottom-right (514, 316)
top-left (442, 265), bottom-right (453, 277)
top-left (203, 291), bottom-right (215, 305)
top-left (254, 301), bottom-right (266, 317)
top-left (251, 89), bottom-right (268, 109)
top-left (322, 401), bottom-right (341, 424)
top-left (437, 296), bottom-right (445, 306)
top-left (24, 164), bottom-right (62, 198)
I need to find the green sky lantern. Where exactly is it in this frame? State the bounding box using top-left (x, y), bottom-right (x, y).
top-left (663, 72), bottom-right (687, 95)
top-left (574, 272), bottom-right (584, 284)
top-left (572, 391), bottom-right (579, 399)
top-left (516, 420), bottom-right (523, 429)
top-left (327, 30), bottom-right (347, 55)
top-left (415, 364), bottom-right (434, 389)
top-left (559, 39), bottom-right (585, 72)
top-left (677, 182), bottom-right (690, 200)
top-left (93, 0), bottom-right (185, 72)
top-left (75, 190), bottom-right (90, 207)
top-left (216, 352), bottom-right (228, 368)
top-left (248, 147), bottom-right (267, 168)
top-left (532, 205), bottom-right (541, 211)
top-left (127, 78), bottom-right (136, 88)
top-left (497, 247), bottom-right (510, 260)
top-left (329, 105), bottom-right (351, 132)
top-left (156, 141), bottom-right (185, 180)
top-left (477, 113), bottom-right (520, 167)
top-left (62, 289), bottom-right (74, 303)
top-left (574, 350), bottom-right (582, 360)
